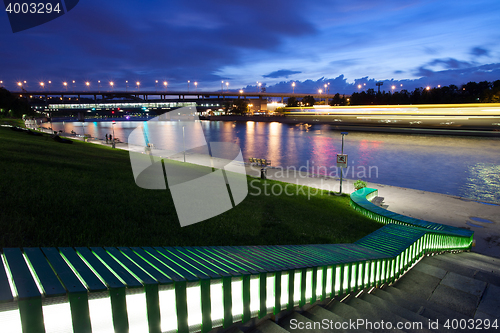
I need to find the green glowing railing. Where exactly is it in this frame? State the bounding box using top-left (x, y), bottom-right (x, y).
top-left (350, 187), bottom-right (474, 240)
top-left (0, 189), bottom-right (474, 333)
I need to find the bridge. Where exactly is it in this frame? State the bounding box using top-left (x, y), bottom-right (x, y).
top-left (18, 90), bottom-right (340, 104)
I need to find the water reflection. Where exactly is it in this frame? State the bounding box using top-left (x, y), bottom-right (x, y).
top-left (50, 120), bottom-right (500, 202)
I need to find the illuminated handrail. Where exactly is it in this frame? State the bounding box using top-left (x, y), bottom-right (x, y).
top-left (0, 189), bottom-right (474, 333)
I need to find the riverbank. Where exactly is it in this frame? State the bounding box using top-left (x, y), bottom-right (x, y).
top-left (0, 125), bottom-right (382, 248)
top-left (64, 131), bottom-right (500, 258)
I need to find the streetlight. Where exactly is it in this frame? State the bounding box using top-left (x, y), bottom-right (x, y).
top-left (0, 80), bottom-right (3, 87)
top-left (126, 80), bottom-right (128, 92)
top-left (188, 80), bottom-right (190, 92)
top-left (136, 81), bottom-right (140, 91)
top-left (155, 80), bottom-right (158, 92)
top-left (110, 81), bottom-right (114, 91)
top-left (239, 89), bottom-right (243, 94)
top-left (258, 82), bottom-right (262, 92)
top-left (72, 80), bottom-right (75, 92)
top-left (112, 122), bottom-right (116, 149)
top-left (318, 89), bottom-right (322, 103)
top-left (292, 82), bottom-right (295, 93)
top-left (226, 82), bottom-right (229, 92)
top-left (426, 86), bottom-right (431, 91)
top-left (194, 81), bottom-right (198, 92)
top-left (18, 82), bottom-right (23, 91)
top-left (85, 81), bottom-right (90, 91)
top-left (40, 82), bottom-right (45, 90)
top-left (63, 82), bottom-right (68, 91)
top-left (221, 80), bottom-right (224, 92)
top-left (338, 132), bottom-right (348, 195)
top-left (98, 80), bottom-right (101, 93)
top-left (163, 81), bottom-right (167, 91)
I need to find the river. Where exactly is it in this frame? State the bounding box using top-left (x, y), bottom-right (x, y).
top-left (50, 120), bottom-right (500, 203)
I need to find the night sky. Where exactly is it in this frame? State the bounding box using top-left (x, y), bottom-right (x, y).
top-left (1, 0), bottom-right (499, 94)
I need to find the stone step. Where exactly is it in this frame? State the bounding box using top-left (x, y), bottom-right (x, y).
top-left (248, 320), bottom-right (290, 333)
top-left (301, 305), bottom-right (348, 333)
top-left (423, 253), bottom-right (500, 287)
top-left (278, 312), bottom-right (317, 333)
top-left (475, 283), bottom-right (500, 320)
top-left (373, 287), bottom-right (471, 323)
top-left (347, 298), bottom-right (413, 332)
top-left (360, 292), bottom-right (444, 333)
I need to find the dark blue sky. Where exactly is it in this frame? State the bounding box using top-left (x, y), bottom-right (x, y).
top-left (1, 0), bottom-right (499, 94)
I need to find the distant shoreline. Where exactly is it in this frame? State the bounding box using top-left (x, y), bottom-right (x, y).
top-left (46, 114), bottom-right (500, 137)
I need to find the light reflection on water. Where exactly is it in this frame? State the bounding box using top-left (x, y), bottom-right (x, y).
top-left (51, 120), bottom-right (500, 203)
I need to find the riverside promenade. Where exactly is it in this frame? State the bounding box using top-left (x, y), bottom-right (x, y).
top-left (70, 134), bottom-right (500, 259)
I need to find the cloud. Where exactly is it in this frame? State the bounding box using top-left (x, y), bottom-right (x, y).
top-left (470, 47), bottom-right (490, 57)
top-left (394, 70), bottom-right (404, 74)
top-left (428, 58), bottom-right (473, 69)
top-left (263, 70), bottom-right (302, 79)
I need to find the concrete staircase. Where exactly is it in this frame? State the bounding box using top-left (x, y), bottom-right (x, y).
top-left (233, 252), bottom-right (500, 333)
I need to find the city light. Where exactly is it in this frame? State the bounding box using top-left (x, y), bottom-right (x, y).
top-left (40, 82), bottom-right (44, 89)
top-left (194, 81), bottom-right (198, 92)
top-left (239, 89), bottom-right (243, 94)
top-left (163, 81), bottom-right (168, 91)
top-left (63, 82), bottom-right (68, 90)
top-left (136, 81), bottom-right (140, 91)
top-left (426, 86), bottom-right (431, 90)
top-left (110, 81), bottom-right (114, 91)
top-left (85, 82), bottom-right (90, 91)
top-left (292, 82), bottom-right (295, 93)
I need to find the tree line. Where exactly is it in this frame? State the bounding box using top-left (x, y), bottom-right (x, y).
top-left (0, 87), bottom-right (34, 118)
top-left (287, 80), bottom-right (500, 107)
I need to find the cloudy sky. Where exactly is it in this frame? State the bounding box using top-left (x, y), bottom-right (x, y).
top-left (1, 0), bottom-right (499, 94)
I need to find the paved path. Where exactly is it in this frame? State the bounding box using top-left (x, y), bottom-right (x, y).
top-left (66, 133), bottom-right (500, 259)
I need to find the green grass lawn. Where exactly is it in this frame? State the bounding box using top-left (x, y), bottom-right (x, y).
top-left (0, 126), bottom-right (382, 248)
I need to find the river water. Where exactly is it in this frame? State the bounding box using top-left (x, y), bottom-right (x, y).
top-left (51, 120), bottom-right (500, 203)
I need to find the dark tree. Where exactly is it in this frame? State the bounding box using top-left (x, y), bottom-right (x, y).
top-left (301, 95), bottom-right (316, 106)
top-left (286, 96), bottom-right (299, 107)
top-left (0, 87), bottom-right (33, 118)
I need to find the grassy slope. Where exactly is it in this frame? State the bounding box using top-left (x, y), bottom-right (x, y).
top-left (0, 127), bottom-right (382, 248)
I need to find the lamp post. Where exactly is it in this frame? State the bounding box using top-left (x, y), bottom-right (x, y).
top-left (40, 82), bottom-right (45, 90)
top-left (110, 81), bottom-right (114, 91)
top-left (112, 122), bottom-right (116, 149)
top-left (194, 81), bottom-right (197, 92)
top-left (339, 132), bottom-right (348, 195)
top-left (258, 82), bottom-right (262, 92)
top-left (98, 80), bottom-right (101, 93)
top-left (85, 81), bottom-right (90, 91)
top-left (136, 81), bottom-right (140, 91)
top-left (225, 82), bottom-right (229, 92)
top-left (18, 82), bottom-right (23, 91)
top-left (221, 80), bottom-right (224, 92)
top-left (126, 80), bottom-right (128, 92)
top-left (292, 82), bottom-right (295, 94)
top-left (48, 80), bottom-right (51, 92)
top-left (63, 82), bottom-right (68, 91)
top-left (72, 80), bottom-right (75, 93)
top-left (163, 81), bottom-right (167, 92)
top-left (155, 80), bottom-right (158, 92)
top-left (318, 89), bottom-right (322, 103)
top-left (188, 80), bottom-right (190, 92)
